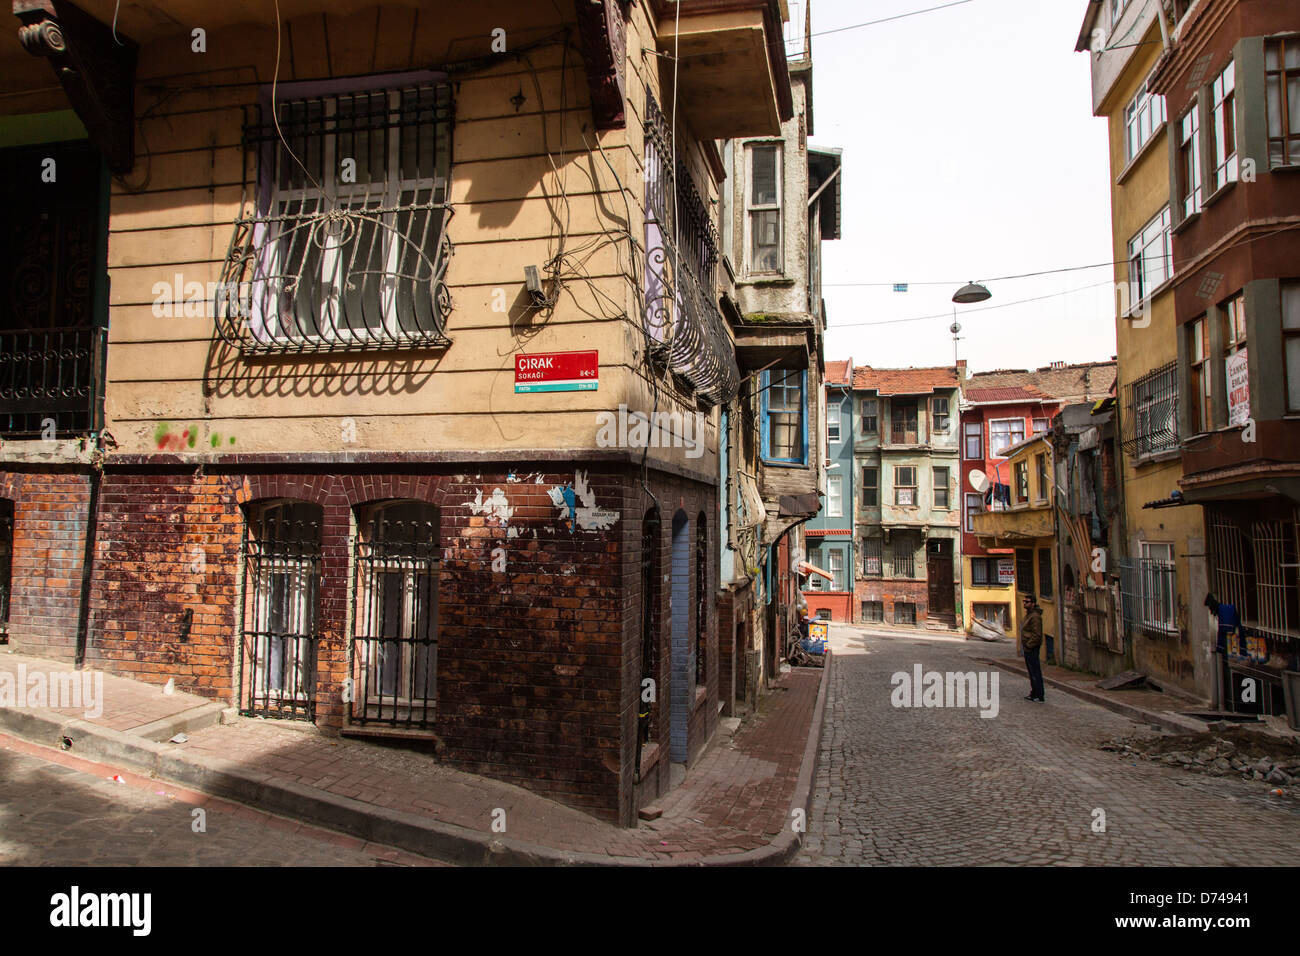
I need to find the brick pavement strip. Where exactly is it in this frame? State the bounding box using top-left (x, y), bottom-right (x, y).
top-left (0, 649), bottom-right (829, 866)
top-left (796, 625), bottom-right (1300, 866)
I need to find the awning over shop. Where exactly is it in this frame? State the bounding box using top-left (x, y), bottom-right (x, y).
top-left (798, 561), bottom-right (833, 582)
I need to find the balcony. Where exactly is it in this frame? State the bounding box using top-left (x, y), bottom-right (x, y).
top-left (971, 504), bottom-right (1052, 547)
top-left (653, 0), bottom-right (793, 138)
top-left (0, 326), bottom-right (105, 437)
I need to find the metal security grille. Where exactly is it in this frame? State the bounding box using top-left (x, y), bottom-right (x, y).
top-left (350, 503), bottom-right (440, 728)
top-left (642, 93), bottom-right (739, 405)
top-left (240, 504), bottom-right (321, 720)
top-left (1250, 518), bottom-right (1298, 639)
top-left (638, 508), bottom-right (660, 750)
top-left (0, 499), bottom-right (12, 642)
top-left (0, 326), bottom-right (106, 437)
top-left (695, 516), bottom-right (706, 685)
top-left (891, 537), bottom-right (914, 579)
top-left (1122, 361), bottom-right (1177, 459)
top-left (219, 83), bottom-right (455, 353)
top-left (1207, 508), bottom-right (1250, 611)
top-left (1118, 557), bottom-right (1178, 636)
top-left (894, 602), bottom-right (916, 625)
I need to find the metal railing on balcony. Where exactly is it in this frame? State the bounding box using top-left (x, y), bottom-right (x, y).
top-left (0, 326), bottom-right (105, 437)
top-left (643, 94), bottom-right (740, 406)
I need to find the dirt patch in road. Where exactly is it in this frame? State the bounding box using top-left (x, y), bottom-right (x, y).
top-left (1101, 726), bottom-right (1300, 801)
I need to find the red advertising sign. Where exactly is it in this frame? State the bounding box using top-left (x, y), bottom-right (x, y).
top-left (514, 350), bottom-right (599, 393)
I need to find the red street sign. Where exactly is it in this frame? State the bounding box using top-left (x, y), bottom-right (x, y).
top-left (514, 350), bottom-right (599, 393)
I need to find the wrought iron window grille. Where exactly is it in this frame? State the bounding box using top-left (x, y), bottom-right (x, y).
top-left (219, 83), bottom-right (455, 354)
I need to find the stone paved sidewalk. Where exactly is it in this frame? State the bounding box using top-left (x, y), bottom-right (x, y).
top-left (0, 648), bottom-right (826, 864)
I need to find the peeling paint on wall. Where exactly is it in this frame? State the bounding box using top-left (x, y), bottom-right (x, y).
top-left (463, 487), bottom-right (514, 527)
top-left (548, 469), bottom-right (618, 532)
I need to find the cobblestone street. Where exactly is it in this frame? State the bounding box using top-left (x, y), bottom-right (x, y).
top-left (796, 625), bottom-right (1300, 866)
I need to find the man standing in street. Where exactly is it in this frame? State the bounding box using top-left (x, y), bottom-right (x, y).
top-left (1021, 595), bottom-right (1045, 702)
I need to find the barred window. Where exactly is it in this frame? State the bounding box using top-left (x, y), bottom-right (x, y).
top-left (891, 537), bottom-right (915, 579)
top-left (1125, 361), bottom-right (1178, 458)
top-left (241, 502), bottom-right (322, 720)
top-left (221, 78), bottom-right (454, 353)
top-left (861, 600), bottom-right (883, 622)
top-left (862, 537), bottom-right (883, 577)
top-left (1138, 542), bottom-right (1177, 634)
top-left (894, 602), bottom-right (916, 625)
top-left (351, 501), bottom-right (440, 728)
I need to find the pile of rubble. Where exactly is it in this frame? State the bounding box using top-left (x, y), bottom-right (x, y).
top-left (1101, 726), bottom-right (1300, 792)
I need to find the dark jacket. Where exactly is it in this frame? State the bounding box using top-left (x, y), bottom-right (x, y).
top-left (1021, 607), bottom-right (1044, 653)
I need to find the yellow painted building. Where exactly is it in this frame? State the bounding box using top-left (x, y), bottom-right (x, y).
top-left (1077, 0), bottom-right (1211, 698)
top-left (971, 435), bottom-right (1057, 656)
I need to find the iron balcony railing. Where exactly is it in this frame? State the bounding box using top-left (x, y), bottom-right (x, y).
top-left (643, 93), bottom-right (740, 406)
top-left (0, 326), bottom-right (105, 437)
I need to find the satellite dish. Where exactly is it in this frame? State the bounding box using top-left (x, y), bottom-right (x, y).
top-left (969, 469), bottom-right (989, 493)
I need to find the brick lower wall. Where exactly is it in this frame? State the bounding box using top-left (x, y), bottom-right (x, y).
top-left (0, 469), bottom-right (92, 661)
top-left (69, 462), bottom-right (716, 827)
top-left (855, 578), bottom-right (930, 625)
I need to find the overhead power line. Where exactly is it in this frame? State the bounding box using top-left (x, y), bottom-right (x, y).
top-left (824, 260), bottom-right (1121, 288)
top-left (827, 279), bottom-right (1116, 330)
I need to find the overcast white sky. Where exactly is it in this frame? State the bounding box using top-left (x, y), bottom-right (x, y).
top-left (805, 0), bottom-right (1118, 375)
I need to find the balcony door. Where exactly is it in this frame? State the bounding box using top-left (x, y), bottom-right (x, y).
top-left (0, 140), bottom-right (107, 436)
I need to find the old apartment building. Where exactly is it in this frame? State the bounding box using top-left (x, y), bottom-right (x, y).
top-left (0, 0), bottom-right (828, 825)
top-left (960, 361), bottom-right (1116, 638)
top-left (1080, 0), bottom-right (1300, 720)
top-left (802, 358), bottom-right (853, 622)
top-left (852, 364), bottom-right (961, 629)
top-left (1078, 0), bottom-right (1211, 700)
top-left (1148, 0), bottom-right (1300, 717)
top-left (718, 8), bottom-right (841, 709)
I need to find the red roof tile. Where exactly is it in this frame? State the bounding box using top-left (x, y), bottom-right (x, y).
top-left (824, 360), bottom-right (852, 386)
top-left (852, 365), bottom-right (960, 395)
top-left (964, 385), bottom-right (1047, 404)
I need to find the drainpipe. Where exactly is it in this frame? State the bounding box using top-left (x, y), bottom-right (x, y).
top-left (74, 448), bottom-right (103, 669)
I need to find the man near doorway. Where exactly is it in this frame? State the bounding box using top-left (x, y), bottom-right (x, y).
top-left (1021, 594), bottom-right (1045, 702)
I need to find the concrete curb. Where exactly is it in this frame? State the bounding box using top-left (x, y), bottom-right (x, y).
top-left (0, 659), bottom-right (833, 867)
top-left (131, 702), bottom-right (228, 742)
top-left (979, 658), bottom-right (1207, 734)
